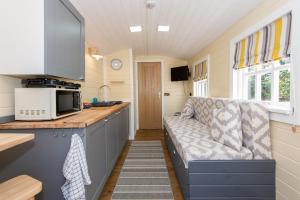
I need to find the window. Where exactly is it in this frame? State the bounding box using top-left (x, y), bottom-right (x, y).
top-left (194, 79), bottom-right (208, 97)
top-left (237, 58), bottom-right (291, 111)
top-left (231, 12), bottom-right (293, 116)
top-left (193, 57), bottom-right (209, 97)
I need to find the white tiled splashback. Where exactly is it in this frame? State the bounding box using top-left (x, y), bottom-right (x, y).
top-left (0, 75), bottom-right (21, 117)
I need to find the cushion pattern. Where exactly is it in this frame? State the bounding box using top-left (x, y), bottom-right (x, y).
top-left (164, 97), bottom-right (272, 168)
top-left (180, 98), bottom-right (194, 119)
top-left (191, 97), bottom-right (228, 127)
top-left (240, 102), bottom-right (272, 159)
top-left (164, 116), bottom-right (253, 167)
top-left (211, 101), bottom-right (243, 151)
top-left (180, 138), bottom-right (253, 167)
top-left (188, 97), bottom-right (272, 159)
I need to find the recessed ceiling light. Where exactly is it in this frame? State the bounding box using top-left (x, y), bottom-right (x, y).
top-left (130, 26), bottom-right (142, 32)
top-left (158, 25), bottom-right (170, 32)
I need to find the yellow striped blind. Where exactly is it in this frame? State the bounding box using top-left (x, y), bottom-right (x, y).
top-left (193, 60), bottom-right (207, 81)
top-left (233, 12), bottom-right (292, 69)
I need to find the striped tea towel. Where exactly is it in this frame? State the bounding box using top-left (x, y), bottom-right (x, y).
top-left (61, 134), bottom-right (91, 200)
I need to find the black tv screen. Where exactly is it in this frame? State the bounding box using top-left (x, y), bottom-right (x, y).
top-left (171, 66), bottom-right (189, 81)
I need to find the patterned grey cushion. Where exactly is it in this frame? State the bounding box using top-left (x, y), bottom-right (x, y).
top-left (211, 101), bottom-right (243, 151)
top-left (240, 102), bottom-right (272, 159)
top-left (180, 98), bottom-right (194, 119)
top-left (180, 138), bottom-right (253, 167)
top-left (191, 97), bottom-right (228, 127)
top-left (164, 116), bottom-right (253, 167)
top-left (189, 97), bottom-right (272, 159)
top-left (164, 97), bottom-right (272, 167)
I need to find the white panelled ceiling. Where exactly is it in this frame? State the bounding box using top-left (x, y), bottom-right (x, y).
top-left (70, 0), bottom-right (263, 59)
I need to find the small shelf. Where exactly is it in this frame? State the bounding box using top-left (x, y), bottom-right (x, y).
top-left (0, 175), bottom-right (42, 200)
top-left (0, 134), bottom-right (34, 152)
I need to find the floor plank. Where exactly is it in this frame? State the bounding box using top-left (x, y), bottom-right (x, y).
top-left (98, 129), bottom-right (184, 200)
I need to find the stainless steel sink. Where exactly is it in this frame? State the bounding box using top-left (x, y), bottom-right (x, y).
top-left (91, 101), bottom-right (122, 107)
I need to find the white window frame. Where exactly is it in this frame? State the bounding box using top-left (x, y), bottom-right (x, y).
top-left (238, 61), bottom-right (291, 111)
top-left (193, 55), bottom-right (210, 97)
top-left (229, 2), bottom-right (299, 124)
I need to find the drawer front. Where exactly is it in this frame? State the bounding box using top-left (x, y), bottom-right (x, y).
top-left (165, 130), bottom-right (189, 199)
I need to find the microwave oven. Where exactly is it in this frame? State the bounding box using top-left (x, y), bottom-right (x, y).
top-left (15, 88), bottom-right (82, 120)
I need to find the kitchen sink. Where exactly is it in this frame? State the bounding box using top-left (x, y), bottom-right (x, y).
top-left (91, 101), bottom-right (122, 107)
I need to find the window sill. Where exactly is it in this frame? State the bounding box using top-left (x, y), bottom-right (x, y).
top-left (266, 105), bottom-right (290, 115)
top-left (266, 105), bottom-right (293, 124)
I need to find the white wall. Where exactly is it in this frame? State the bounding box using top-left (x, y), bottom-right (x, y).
top-left (80, 46), bottom-right (103, 102)
top-left (0, 45), bottom-right (103, 119)
top-left (0, 76), bottom-right (21, 117)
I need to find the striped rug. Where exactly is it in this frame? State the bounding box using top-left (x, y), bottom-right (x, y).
top-left (112, 140), bottom-right (174, 200)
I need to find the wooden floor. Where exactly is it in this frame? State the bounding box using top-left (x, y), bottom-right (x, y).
top-left (99, 129), bottom-right (184, 200)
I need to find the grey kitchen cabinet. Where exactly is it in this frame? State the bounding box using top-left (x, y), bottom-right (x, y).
top-left (106, 114), bottom-right (120, 173)
top-left (119, 107), bottom-right (129, 153)
top-left (0, 106), bottom-right (130, 200)
top-left (0, 0), bottom-right (85, 81)
top-left (85, 120), bottom-right (107, 200)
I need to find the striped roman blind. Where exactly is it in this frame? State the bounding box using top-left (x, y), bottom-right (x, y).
top-left (193, 60), bottom-right (207, 81)
top-left (233, 12), bottom-right (292, 69)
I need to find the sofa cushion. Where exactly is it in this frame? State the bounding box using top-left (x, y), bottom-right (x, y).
top-left (191, 97), bottom-right (228, 127)
top-left (180, 138), bottom-right (253, 167)
top-left (211, 101), bottom-right (243, 151)
top-left (188, 97), bottom-right (272, 159)
top-left (180, 98), bottom-right (194, 120)
top-left (164, 116), bottom-right (253, 168)
top-left (240, 102), bottom-right (272, 159)
top-left (164, 116), bottom-right (211, 138)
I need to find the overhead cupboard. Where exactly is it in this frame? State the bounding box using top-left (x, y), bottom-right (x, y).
top-left (0, 0), bottom-right (85, 81)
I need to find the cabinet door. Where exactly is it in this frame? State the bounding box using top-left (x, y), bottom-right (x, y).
top-left (120, 108), bottom-right (129, 149)
top-left (106, 116), bottom-right (118, 172)
top-left (45, 0), bottom-right (85, 80)
top-left (85, 120), bottom-right (107, 200)
top-left (115, 111), bottom-right (123, 154)
top-left (125, 107), bottom-right (130, 140)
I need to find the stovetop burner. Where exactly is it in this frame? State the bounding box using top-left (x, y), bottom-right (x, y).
top-left (22, 78), bottom-right (81, 89)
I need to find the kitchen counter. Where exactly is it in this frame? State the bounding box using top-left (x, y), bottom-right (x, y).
top-left (0, 134), bottom-right (34, 152)
top-left (0, 103), bottom-right (130, 199)
top-left (0, 102), bottom-right (130, 129)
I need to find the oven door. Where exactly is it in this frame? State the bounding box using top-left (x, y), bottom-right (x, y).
top-left (56, 90), bottom-right (81, 117)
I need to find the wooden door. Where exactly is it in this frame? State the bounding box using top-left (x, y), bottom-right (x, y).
top-left (138, 62), bottom-right (162, 129)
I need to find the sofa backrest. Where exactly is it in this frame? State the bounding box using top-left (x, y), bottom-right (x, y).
top-left (189, 97), bottom-right (272, 159)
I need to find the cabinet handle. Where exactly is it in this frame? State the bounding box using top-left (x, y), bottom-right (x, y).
top-left (115, 112), bottom-right (121, 115)
top-left (104, 119), bottom-right (109, 122)
top-left (173, 150), bottom-right (176, 155)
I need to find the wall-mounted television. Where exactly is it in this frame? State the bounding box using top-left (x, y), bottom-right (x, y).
top-left (171, 65), bottom-right (189, 81)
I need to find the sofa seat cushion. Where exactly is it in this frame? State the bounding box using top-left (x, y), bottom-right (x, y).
top-left (164, 116), bottom-right (211, 137)
top-left (164, 116), bottom-right (253, 168)
top-left (179, 138), bottom-right (253, 167)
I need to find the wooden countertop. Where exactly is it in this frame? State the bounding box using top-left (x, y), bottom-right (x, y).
top-left (0, 175), bottom-right (42, 200)
top-left (0, 102), bottom-right (130, 130)
top-left (0, 134), bottom-right (34, 152)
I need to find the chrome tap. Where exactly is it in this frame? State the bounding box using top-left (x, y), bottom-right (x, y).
top-left (98, 84), bottom-right (111, 101)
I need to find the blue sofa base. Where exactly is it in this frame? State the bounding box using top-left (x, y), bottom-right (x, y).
top-left (164, 129), bottom-right (276, 200)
